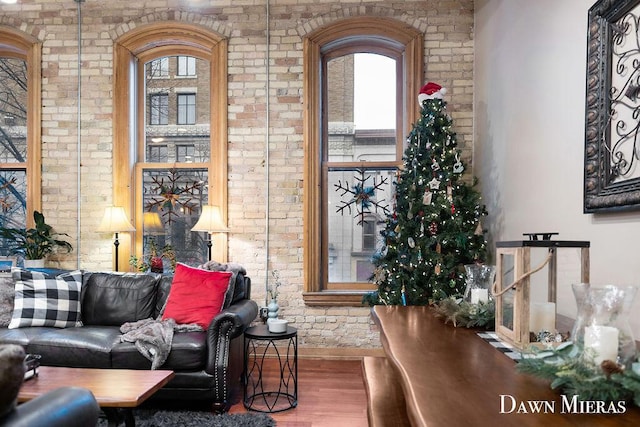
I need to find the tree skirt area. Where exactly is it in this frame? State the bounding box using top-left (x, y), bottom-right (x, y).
top-left (97, 409), bottom-right (276, 427)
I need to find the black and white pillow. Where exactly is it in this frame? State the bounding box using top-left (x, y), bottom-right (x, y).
top-left (8, 268), bottom-right (83, 329)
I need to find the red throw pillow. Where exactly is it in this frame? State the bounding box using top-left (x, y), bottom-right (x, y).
top-left (162, 263), bottom-right (232, 329)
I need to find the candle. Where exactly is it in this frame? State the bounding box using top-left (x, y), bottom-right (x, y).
top-left (530, 302), bottom-right (556, 333)
top-left (584, 325), bottom-right (619, 365)
top-left (471, 288), bottom-right (488, 304)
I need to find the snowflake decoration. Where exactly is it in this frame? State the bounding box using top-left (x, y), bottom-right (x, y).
top-left (334, 169), bottom-right (390, 225)
top-left (145, 169), bottom-right (204, 225)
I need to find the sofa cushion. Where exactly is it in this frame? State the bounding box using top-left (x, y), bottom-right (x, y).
top-left (81, 273), bottom-right (158, 326)
top-left (8, 269), bottom-right (83, 329)
top-left (162, 263), bottom-right (231, 329)
top-left (25, 326), bottom-right (120, 368)
top-left (111, 330), bottom-right (206, 370)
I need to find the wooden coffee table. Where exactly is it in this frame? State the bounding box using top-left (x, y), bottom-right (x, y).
top-left (18, 366), bottom-right (174, 427)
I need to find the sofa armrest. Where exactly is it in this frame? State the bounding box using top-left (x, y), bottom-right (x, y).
top-left (206, 300), bottom-right (258, 372)
top-left (204, 298), bottom-right (257, 407)
top-left (207, 299), bottom-right (258, 343)
top-left (1, 387), bottom-right (99, 427)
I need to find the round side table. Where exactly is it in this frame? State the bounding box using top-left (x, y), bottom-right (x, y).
top-left (243, 324), bottom-right (298, 413)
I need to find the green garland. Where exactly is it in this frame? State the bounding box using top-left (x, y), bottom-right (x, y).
top-left (517, 342), bottom-right (640, 407)
top-left (432, 296), bottom-right (495, 329)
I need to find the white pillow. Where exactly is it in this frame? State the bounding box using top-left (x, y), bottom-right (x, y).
top-left (8, 268), bottom-right (83, 329)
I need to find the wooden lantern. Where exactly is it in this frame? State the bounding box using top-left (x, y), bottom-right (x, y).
top-left (493, 234), bottom-right (590, 349)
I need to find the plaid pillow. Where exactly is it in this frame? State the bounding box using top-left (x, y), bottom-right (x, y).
top-left (8, 268), bottom-right (83, 329)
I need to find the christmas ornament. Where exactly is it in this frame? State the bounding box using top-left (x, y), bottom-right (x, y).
top-left (474, 222), bottom-right (483, 235)
top-left (423, 191), bottom-right (433, 205)
top-left (453, 153), bottom-right (464, 173)
top-left (418, 82), bottom-right (447, 105)
top-left (429, 221), bottom-right (438, 235)
top-left (428, 177), bottom-right (441, 190)
top-left (408, 237), bottom-right (415, 248)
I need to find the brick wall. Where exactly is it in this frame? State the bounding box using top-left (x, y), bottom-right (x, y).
top-left (1, 0), bottom-right (474, 350)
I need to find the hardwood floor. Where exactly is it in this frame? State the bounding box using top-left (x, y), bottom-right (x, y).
top-left (228, 358), bottom-right (369, 427)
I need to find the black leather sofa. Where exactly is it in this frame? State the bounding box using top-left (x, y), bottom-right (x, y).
top-left (0, 271), bottom-right (258, 412)
top-left (1, 387), bottom-right (100, 427)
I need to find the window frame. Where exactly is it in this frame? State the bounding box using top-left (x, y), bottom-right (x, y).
top-left (176, 93), bottom-right (196, 125)
top-left (177, 55), bottom-right (196, 77)
top-left (113, 23), bottom-right (228, 270)
top-left (149, 93), bottom-right (169, 125)
top-left (303, 17), bottom-right (423, 306)
top-left (0, 27), bottom-right (42, 229)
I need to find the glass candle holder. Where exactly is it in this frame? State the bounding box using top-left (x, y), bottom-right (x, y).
top-left (572, 284), bottom-right (637, 368)
top-left (463, 264), bottom-right (496, 304)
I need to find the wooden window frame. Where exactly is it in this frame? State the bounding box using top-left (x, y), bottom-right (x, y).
top-left (303, 17), bottom-right (423, 306)
top-left (113, 23), bottom-right (228, 270)
top-left (0, 27), bottom-right (42, 228)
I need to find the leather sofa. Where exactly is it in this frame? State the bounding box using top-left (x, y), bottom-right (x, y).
top-left (0, 270), bottom-right (258, 412)
top-left (1, 387), bottom-right (100, 427)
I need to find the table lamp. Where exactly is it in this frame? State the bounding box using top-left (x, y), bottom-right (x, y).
top-left (97, 206), bottom-right (135, 271)
top-left (191, 205), bottom-right (228, 261)
top-left (143, 212), bottom-right (164, 235)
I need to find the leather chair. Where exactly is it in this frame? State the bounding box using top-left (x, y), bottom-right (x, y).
top-left (0, 386), bottom-right (100, 427)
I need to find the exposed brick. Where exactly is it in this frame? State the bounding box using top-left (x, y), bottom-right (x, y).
top-left (3, 0), bottom-right (474, 351)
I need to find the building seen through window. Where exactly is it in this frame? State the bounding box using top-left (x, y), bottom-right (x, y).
top-left (0, 56), bottom-right (28, 254)
top-left (141, 55), bottom-right (211, 266)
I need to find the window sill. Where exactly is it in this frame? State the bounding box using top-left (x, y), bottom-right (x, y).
top-left (303, 291), bottom-right (369, 307)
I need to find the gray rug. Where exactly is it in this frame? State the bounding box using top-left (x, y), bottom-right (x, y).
top-left (98, 410), bottom-right (276, 426)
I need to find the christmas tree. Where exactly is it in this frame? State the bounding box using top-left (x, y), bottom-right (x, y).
top-left (363, 82), bottom-right (487, 306)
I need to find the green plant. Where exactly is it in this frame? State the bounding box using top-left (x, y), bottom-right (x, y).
top-left (0, 210), bottom-right (73, 260)
top-left (129, 240), bottom-right (176, 273)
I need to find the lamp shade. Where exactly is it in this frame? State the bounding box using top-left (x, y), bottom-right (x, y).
top-left (143, 212), bottom-right (164, 234)
top-left (191, 205), bottom-right (229, 233)
top-left (97, 206), bottom-right (135, 233)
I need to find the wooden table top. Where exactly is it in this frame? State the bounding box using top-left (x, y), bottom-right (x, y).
top-left (372, 305), bottom-right (640, 427)
top-left (18, 367), bottom-right (174, 408)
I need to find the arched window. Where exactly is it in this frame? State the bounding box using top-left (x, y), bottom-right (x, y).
top-left (303, 17), bottom-right (423, 305)
top-left (0, 27), bottom-right (41, 244)
top-left (113, 23), bottom-right (228, 270)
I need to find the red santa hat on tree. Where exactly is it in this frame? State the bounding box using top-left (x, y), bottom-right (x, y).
top-left (418, 82), bottom-right (447, 105)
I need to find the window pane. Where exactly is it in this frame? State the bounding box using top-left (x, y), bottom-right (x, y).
top-left (146, 144), bottom-right (168, 162)
top-left (327, 168), bottom-right (395, 283)
top-left (149, 94), bottom-right (168, 125)
top-left (149, 57), bottom-right (168, 77)
top-left (0, 57), bottom-right (27, 163)
top-left (144, 56), bottom-right (209, 162)
top-left (0, 169), bottom-right (26, 256)
top-left (141, 168), bottom-right (208, 266)
top-left (327, 53), bottom-right (397, 162)
top-left (177, 93), bottom-right (196, 125)
top-left (177, 56), bottom-right (196, 76)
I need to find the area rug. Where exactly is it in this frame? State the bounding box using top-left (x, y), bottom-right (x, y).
top-left (98, 410), bottom-right (276, 427)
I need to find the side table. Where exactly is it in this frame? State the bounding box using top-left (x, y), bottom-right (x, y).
top-left (243, 324), bottom-right (298, 413)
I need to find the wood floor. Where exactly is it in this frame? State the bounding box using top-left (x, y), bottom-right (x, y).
top-left (228, 358), bottom-right (369, 427)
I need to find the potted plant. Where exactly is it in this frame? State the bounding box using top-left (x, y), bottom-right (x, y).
top-left (129, 240), bottom-right (176, 273)
top-left (0, 210), bottom-right (73, 268)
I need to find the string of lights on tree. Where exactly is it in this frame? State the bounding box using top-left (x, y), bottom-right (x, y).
top-left (363, 83), bottom-right (488, 306)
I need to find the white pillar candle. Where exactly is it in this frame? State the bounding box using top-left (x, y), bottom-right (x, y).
top-left (530, 302), bottom-right (556, 333)
top-left (584, 325), bottom-right (619, 365)
top-left (471, 288), bottom-right (488, 304)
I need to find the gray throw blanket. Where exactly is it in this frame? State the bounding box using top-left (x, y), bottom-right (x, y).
top-left (119, 318), bottom-right (202, 369)
top-left (197, 261), bottom-right (247, 307)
